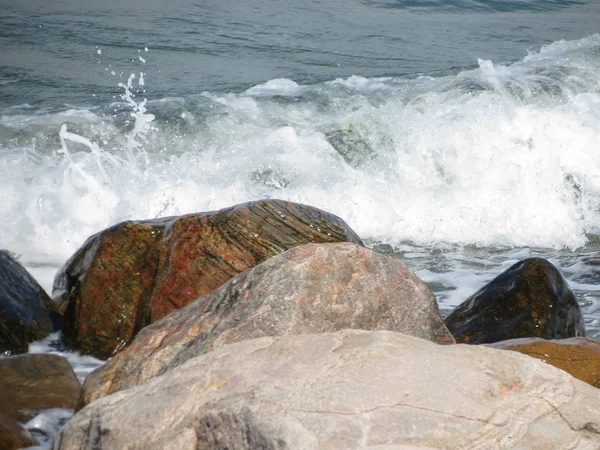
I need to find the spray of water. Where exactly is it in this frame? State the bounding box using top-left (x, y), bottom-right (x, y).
top-left (2, 36), bottom-right (600, 293)
top-left (59, 70), bottom-right (154, 181)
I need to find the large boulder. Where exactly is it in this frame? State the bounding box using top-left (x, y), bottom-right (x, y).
top-left (80, 242), bottom-right (453, 406)
top-left (490, 337), bottom-right (600, 388)
top-left (444, 258), bottom-right (585, 344)
top-left (0, 250), bottom-right (62, 355)
top-left (53, 199), bottom-right (363, 359)
top-left (55, 330), bottom-right (600, 450)
top-left (0, 354), bottom-right (81, 422)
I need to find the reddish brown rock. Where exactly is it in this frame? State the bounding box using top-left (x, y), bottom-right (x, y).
top-left (0, 412), bottom-right (37, 450)
top-left (54, 219), bottom-right (167, 357)
top-left (444, 258), bottom-right (585, 344)
top-left (80, 242), bottom-right (453, 407)
top-left (489, 337), bottom-right (600, 388)
top-left (0, 354), bottom-right (81, 422)
top-left (54, 200), bottom-right (363, 359)
top-left (0, 250), bottom-right (62, 355)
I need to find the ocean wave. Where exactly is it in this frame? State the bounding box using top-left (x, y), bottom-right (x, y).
top-left (1, 35), bottom-right (600, 277)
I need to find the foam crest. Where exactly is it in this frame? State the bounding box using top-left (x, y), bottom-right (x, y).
top-left (1, 36), bottom-right (600, 286)
top-left (245, 78), bottom-right (302, 97)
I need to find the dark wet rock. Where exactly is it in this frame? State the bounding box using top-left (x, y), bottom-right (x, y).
top-left (0, 411), bottom-right (37, 450)
top-left (0, 354), bottom-right (81, 422)
top-left (54, 199), bottom-right (363, 359)
top-left (445, 257), bottom-right (585, 344)
top-left (0, 250), bottom-right (62, 355)
top-left (80, 242), bottom-right (453, 406)
top-left (325, 127), bottom-right (378, 168)
top-left (489, 337), bottom-right (600, 388)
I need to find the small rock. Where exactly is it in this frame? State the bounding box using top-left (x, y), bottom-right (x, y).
top-left (489, 337), bottom-right (600, 388)
top-left (0, 354), bottom-right (81, 422)
top-left (54, 200), bottom-right (363, 359)
top-left (0, 411), bottom-right (37, 450)
top-left (0, 250), bottom-right (62, 355)
top-left (80, 242), bottom-right (452, 406)
top-left (444, 257), bottom-right (585, 344)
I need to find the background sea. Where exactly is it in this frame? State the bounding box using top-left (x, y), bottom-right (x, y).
top-left (1, 0), bottom-right (600, 445)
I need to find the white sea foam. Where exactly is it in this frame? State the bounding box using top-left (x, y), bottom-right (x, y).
top-left (1, 36), bottom-right (600, 293)
top-left (22, 408), bottom-right (73, 450)
top-left (28, 332), bottom-right (105, 382)
top-left (245, 78), bottom-right (302, 96)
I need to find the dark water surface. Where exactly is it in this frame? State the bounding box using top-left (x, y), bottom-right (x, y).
top-left (2, 0), bottom-right (599, 109)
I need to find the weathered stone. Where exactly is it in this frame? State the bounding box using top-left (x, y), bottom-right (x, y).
top-left (0, 354), bottom-right (81, 422)
top-left (444, 257), bottom-right (585, 344)
top-left (0, 411), bottom-right (37, 450)
top-left (53, 199), bottom-right (363, 359)
top-left (489, 337), bottom-right (600, 388)
top-left (0, 250), bottom-right (62, 355)
top-left (54, 219), bottom-right (167, 358)
top-left (81, 242), bottom-right (452, 406)
top-left (55, 330), bottom-right (600, 450)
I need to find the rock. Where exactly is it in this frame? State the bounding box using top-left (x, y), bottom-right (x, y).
top-left (444, 257), bottom-right (585, 344)
top-left (53, 199), bottom-right (363, 359)
top-left (0, 412), bottom-right (37, 450)
top-left (0, 354), bottom-right (81, 422)
top-left (55, 330), bottom-right (600, 450)
top-left (489, 337), bottom-right (600, 388)
top-left (80, 242), bottom-right (453, 406)
top-left (0, 250), bottom-right (62, 355)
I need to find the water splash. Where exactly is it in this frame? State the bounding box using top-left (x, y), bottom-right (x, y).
top-left (116, 72), bottom-right (154, 172)
top-left (59, 70), bottom-right (154, 181)
top-left (2, 36), bottom-right (600, 283)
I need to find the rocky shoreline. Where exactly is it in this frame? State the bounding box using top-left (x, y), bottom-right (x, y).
top-left (1, 199), bottom-right (599, 449)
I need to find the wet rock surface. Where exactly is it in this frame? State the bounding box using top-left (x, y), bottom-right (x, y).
top-left (0, 354), bottom-right (81, 422)
top-left (53, 199), bottom-right (363, 359)
top-left (490, 337), bottom-right (600, 388)
top-left (80, 242), bottom-right (453, 406)
top-left (444, 257), bottom-right (585, 344)
top-left (0, 250), bottom-right (62, 355)
top-left (55, 330), bottom-right (600, 450)
top-left (0, 411), bottom-right (37, 450)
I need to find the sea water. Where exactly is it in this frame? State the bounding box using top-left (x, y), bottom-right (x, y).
top-left (1, 0), bottom-right (600, 446)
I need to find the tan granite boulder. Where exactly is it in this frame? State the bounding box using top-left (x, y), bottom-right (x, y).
top-left (80, 242), bottom-right (453, 407)
top-left (55, 330), bottom-right (600, 450)
top-left (489, 337), bottom-right (600, 388)
top-left (53, 199), bottom-right (363, 359)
